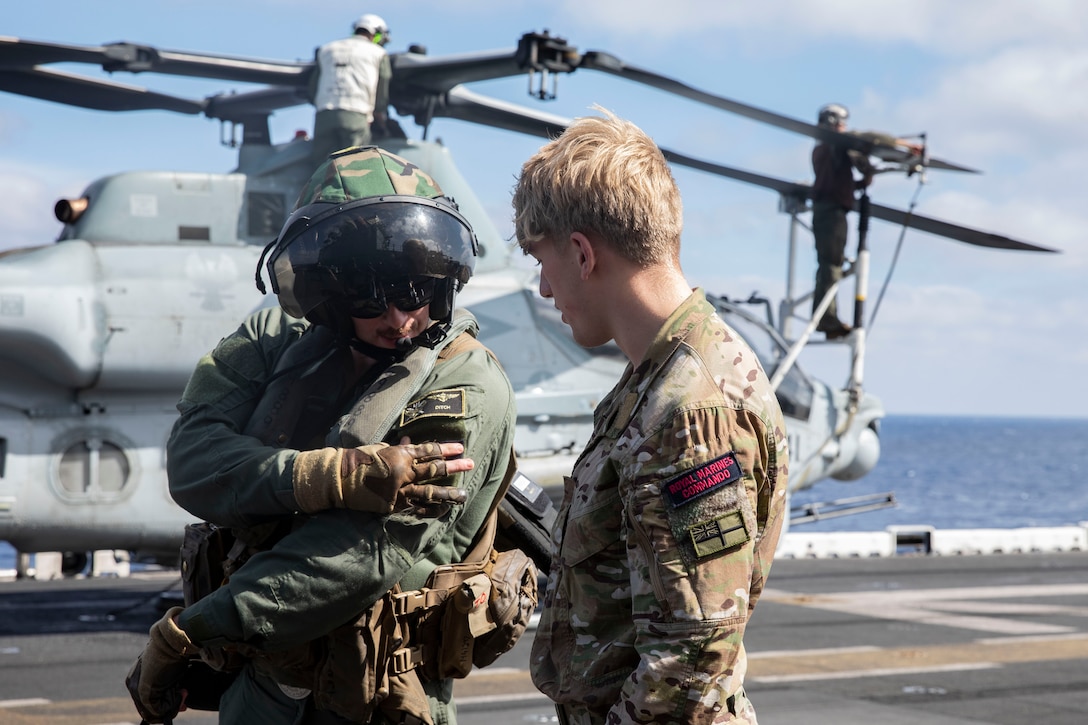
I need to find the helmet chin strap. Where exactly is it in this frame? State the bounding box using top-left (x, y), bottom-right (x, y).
top-left (414, 319), bottom-right (452, 349)
top-left (347, 336), bottom-right (409, 364)
top-left (346, 319), bottom-right (452, 361)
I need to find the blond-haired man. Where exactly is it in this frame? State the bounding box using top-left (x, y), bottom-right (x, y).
top-left (514, 110), bottom-right (789, 724)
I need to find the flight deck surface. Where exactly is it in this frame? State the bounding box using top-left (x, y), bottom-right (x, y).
top-left (2, 551), bottom-right (1086, 724)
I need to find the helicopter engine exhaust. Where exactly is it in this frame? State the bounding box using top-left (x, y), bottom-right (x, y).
top-left (55, 196), bottom-right (89, 224)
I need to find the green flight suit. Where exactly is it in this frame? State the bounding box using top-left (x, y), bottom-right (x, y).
top-left (167, 305), bottom-right (516, 724)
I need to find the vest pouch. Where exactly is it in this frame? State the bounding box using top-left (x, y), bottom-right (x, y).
top-left (177, 523), bottom-right (249, 705)
top-left (438, 572), bottom-right (494, 679)
top-left (180, 522), bottom-right (233, 607)
top-left (314, 591), bottom-right (433, 725)
top-left (416, 544), bottom-right (539, 680)
top-left (471, 547), bottom-right (538, 669)
top-left (415, 557), bottom-right (487, 682)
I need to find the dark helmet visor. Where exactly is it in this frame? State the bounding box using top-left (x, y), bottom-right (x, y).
top-left (268, 196), bottom-right (477, 319)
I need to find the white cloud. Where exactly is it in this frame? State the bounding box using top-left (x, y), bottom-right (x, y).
top-left (902, 46), bottom-right (1088, 155)
top-left (556, 0), bottom-right (1088, 53)
top-left (0, 160), bottom-right (69, 251)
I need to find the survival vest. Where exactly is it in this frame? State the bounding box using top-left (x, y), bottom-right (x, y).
top-left (177, 311), bottom-right (552, 724)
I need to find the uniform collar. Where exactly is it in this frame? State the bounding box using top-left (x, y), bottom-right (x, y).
top-left (602, 289), bottom-right (713, 437)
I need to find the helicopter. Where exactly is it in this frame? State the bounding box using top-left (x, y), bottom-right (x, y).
top-left (0, 30), bottom-right (1057, 578)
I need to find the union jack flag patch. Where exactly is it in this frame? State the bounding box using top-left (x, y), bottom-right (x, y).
top-left (689, 511), bottom-right (750, 557)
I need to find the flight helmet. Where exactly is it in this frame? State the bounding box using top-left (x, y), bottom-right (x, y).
top-left (263, 146), bottom-right (478, 344)
top-left (818, 103), bottom-right (849, 128)
top-left (353, 13), bottom-right (390, 45)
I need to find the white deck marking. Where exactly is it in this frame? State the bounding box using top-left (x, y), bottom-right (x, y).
top-left (762, 582), bottom-right (1088, 634)
top-left (752, 662), bottom-right (1001, 684)
top-left (0, 698), bottom-right (51, 708)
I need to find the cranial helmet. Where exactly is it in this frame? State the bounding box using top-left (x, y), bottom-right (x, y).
top-left (818, 103), bottom-right (849, 128)
top-left (264, 146), bottom-right (478, 341)
top-left (353, 13), bottom-right (390, 45)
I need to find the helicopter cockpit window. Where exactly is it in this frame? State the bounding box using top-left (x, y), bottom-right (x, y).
top-left (178, 225), bottom-right (211, 241)
top-left (710, 300), bottom-right (814, 421)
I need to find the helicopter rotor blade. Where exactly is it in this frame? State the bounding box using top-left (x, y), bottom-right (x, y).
top-left (441, 86), bottom-right (570, 138)
top-left (0, 36), bottom-right (126, 67)
top-left (0, 33), bottom-right (1049, 253)
top-left (674, 157), bottom-right (1050, 252)
top-left (441, 88), bottom-right (1052, 254)
top-left (660, 149), bottom-right (811, 199)
top-left (660, 153), bottom-right (1042, 250)
top-left (1, 32), bottom-right (581, 104)
top-left (866, 201), bottom-right (1057, 253)
top-left (576, 50), bottom-right (979, 174)
top-left (0, 66), bottom-right (206, 115)
top-left (204, 86), bottom-right (312, 123)
top-left (925, 158), bottom-right (979, 173)
top-left (442, 87), bottom-right (806, 198)
top-left (389, 32), bottom-right (582, 130)
top-left (392, 48), bottom-right (523, 93)
top-left (580, 50), bottom-right (820, 138)
top-left (0, 36), bottom-right (311, 87)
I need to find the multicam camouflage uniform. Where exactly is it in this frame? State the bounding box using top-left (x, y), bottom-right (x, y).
top-left (531, 290), bottom-right (789, 724)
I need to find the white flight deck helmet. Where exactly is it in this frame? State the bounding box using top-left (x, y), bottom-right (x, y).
top-left (817, 103), bottom-right (849, 128)
top-left (353, 13), bottom-right (390, 46)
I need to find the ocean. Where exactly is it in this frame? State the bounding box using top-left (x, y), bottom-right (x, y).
top-left (2, 415), bottom-right (1086, 571)
top-left (790, 414), bottom-right (1088, 532)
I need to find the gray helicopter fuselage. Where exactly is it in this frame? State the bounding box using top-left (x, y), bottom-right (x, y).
top-left (0, 137), bottom-right (878, 561)
top-left (0, 137), bottom-right (619, 557)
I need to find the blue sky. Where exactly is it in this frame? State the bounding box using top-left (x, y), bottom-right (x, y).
top-left (2, 0), bottom-right (1085, 419)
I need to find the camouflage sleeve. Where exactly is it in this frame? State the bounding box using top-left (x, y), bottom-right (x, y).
top-left (612, 403), bottom-right (783, 723)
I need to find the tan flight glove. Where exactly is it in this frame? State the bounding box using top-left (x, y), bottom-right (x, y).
top-left (293, 442), bottom-right (468, 515)
top-left (124, 606), bottom-right (198, 724)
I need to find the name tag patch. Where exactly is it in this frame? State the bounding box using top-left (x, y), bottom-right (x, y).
top-left (662, 452), bottom-right (743, 508)
top-left (689, 511), bottom-right (750, 558)
top-left (400, 388), bottom-right (466, 426)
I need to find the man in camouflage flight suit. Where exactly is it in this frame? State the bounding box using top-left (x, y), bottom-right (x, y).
top-left (126, 147), bottom-right (516, 725)
top-left (513, 110), bottom-right (789, 724)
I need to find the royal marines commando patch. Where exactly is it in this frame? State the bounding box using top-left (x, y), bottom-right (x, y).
top-left (661, 452), bottom-right (743, 508)
top-left (661, 452), bottom-right (751, 562)
top-left (400, 388), bottom-right (466, 426)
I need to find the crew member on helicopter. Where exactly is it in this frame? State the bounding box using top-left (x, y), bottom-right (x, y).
top-left (810, 103), bottom-right (922, 340)
top-left (309, 14), bottom-right (392, 167)
top-left (125, 146), bottom-right (517, 724)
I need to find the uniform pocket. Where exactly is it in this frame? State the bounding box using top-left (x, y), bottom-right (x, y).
top-left (560, 488), bottom-right (624, 567)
